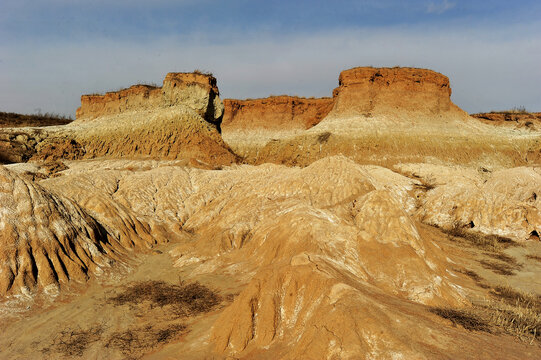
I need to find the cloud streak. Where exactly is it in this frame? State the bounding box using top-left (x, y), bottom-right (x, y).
top-left (426, 0), bottom-right (456, 14)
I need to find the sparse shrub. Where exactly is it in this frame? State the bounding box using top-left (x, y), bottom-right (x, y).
top-left (105, 324), bottom-right (186, 356)
top-left (431, 286), bottom-right (541, 344)
top-left (479, 259), bottom-right (517, 276)
top-left (108, 280), bottom-right (221, 317)
top-left (317, 132), bottom-right (331, 143)
top-left (442, 224), bottom-right (517, 252)
top-left (193, 69), bottom-right (214, 77)
top-left (42, 326), bottom-right (103, 357)
top-left (429, 307), bottom-right (491, 332)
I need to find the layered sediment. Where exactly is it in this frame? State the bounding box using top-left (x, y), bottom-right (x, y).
top-left (329, 66), bottom-right (452, 116)
top-left (253, 67), bottom-right (539, 167)
top-left (75, 72), bottom-right (223, 125)
top-left (0, 72), bottom-right (238, 166)
top-left (221, 96), bottom-right (333, 155)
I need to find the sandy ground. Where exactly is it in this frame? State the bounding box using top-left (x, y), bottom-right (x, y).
top-left (1, 226), bottom-right (541, 359)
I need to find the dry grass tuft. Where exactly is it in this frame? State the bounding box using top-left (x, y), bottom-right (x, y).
top-left (432, 286), bottom-right (541, 344)
top-left (429, 307), bottom-right (491, 332)
top-left (109, 280), bottom-right (221, 317)
top-left (106, 324), bottom-right (186, 357)
top-left (479, 260), bottom-right (517, 276)
top-left (317, 132), bottom-right (331, 143)
top-left (527, 254), bottom-right (541, 263)
top-left (414, 182), bottom-right (436, 191)
top-left (442, 225), bottom-right (518, 252)
top-left (42, 326), bottom-right (103, 357)
top-left (455, 268), bottom-right (489, 288)
top-left (491, 286), bottom-right (541, 310)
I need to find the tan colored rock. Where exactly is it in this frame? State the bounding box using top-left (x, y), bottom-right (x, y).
top-left (0, 72), bottom-right (238, 167)
top-left (222, 96), bottom-right (333, 156)
top-left (397, 163), bottom-right (541, 241)
top-left (0, 166), bottom-right (123, 296)
top-left (75, 72), bottom-right (223, 125)
top-left (253, 67), bottom-right (539, 167)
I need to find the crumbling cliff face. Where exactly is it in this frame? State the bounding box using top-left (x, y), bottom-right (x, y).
top-left (222, 96), bottom-right (333, 131)
top-left (0, 72), bottom-right (238, 166)
top-left (253, 67), bottom-right (539, 167)
top-left (329, 67), bottom-right (452, 117)
top-left (75, 72), bottom-right (224, 126)
top-left (221, 96), bottom-right (333, 157)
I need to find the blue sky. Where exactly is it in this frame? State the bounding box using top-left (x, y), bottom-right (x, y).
top-left (1, 0), bottom-right (540, 116)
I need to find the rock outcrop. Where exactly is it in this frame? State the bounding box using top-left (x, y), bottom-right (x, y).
top-left (221, 96), bottom-right (333, 156)
top-left (397, 163), bottom-right (541, 241)
top-left (75, 72), bottom-right (224, 126)
top-left (0, 72), bottom-right (238, 166)
top-left (253, 67), bottom-right (539, 167)
top-left (330, 66), bottom-right (452, 117)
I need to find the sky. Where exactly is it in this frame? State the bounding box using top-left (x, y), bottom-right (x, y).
top-left (0, 0), bottom-right (540, 117)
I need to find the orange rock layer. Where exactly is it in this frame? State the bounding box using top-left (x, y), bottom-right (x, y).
top-left (222, 96), bottom-right (334, 132)
top-left (330, 67), bottom-right (452, 116)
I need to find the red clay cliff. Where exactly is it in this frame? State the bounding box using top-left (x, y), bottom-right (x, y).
top-left (222, 96), bottom-right (334, 133)
top-left (330, 67), bottom-right (452, 116)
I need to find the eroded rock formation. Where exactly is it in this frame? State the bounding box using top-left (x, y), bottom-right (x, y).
top-left (0, 166), bottom-right (120, 296)
top-left (397, 163), bottom-right (541, 241)
top-left (253, 67), bottom-right (538, 167)
top-left (76, 72), bottom-right (224, 125)
top-left (222, 96), bottom-right (333, 156)
top-left (1, 66), bottom-right (541, 359)
top-left (330, 66), bottom-right (453, 116)
top-left (0, 72), bottom-right (238, 166)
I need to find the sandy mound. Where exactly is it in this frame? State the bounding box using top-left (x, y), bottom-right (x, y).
top-left (397, 163), bottom-right (541, 241)
top-left (156, 156), bottom-right (466, 357)
top-left (222, 96), bottom-right (333, 156)
top-left (0, 166), bottom-right (123, 296)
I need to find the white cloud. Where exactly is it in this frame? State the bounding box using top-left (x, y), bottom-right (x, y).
top-left (427, 0), bottom-right (456, 14)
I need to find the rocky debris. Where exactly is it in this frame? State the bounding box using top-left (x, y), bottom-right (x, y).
top-left (0, 166), bottom-right (123, 296)
top-left (0, 128), bottom-right (45, 163)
